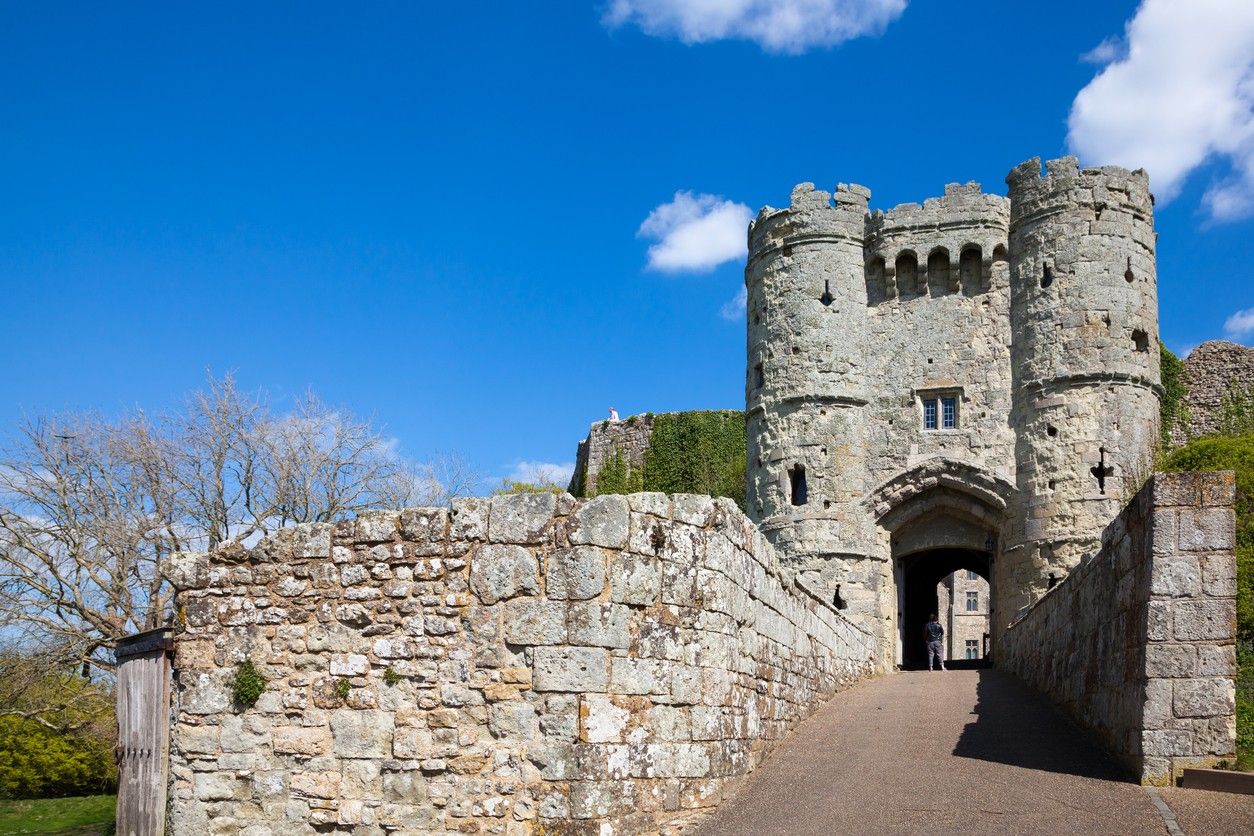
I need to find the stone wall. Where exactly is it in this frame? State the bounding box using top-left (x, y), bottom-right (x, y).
top-left (168, 492), bottom-right (876, 835)
top-left (1175, 340), bottom-right (1254, 442)
top-left (570, 415), bottom-right (655, 495)
top-left (1000, 472), bottom-right (1237, 784)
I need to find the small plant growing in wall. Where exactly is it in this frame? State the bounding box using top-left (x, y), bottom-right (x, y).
top-left (383, 666), bottom-right (402, 686)
top-left (232, 660), bottom-right (266, 709)
top-left (335, 678), bottom-right (353, 702)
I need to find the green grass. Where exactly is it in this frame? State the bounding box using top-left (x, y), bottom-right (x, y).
top-left (0, 796), bottom-right (114, 835)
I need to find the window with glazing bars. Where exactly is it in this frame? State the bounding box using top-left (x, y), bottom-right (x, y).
top-left (965, 639), bottom-right (979, 659)
top-left (966, 590), bottom-right (979, 611)
top-left (922, 396), bottom-right (958, 430)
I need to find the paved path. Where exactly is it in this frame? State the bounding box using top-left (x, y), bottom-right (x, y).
top-left (697, 669), bottom-right (1249, 835)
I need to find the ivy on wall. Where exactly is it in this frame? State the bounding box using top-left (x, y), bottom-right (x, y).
top-left (594, 446), bottom-right (643, 496)
top-left (642, 411), bottom-right (746, 510)
top-left (583, 411), bottom-right (747, 510)
top-left (1159, 341), bottom-right (1189, 449)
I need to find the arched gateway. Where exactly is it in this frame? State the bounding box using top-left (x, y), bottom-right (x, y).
top-left (871, 459), bottom-right (1014, 668)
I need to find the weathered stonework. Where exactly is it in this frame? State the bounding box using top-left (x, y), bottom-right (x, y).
top-left (744, 156), bottom-right (1162, 664)
top-left (1000, 472), bottom-right (1238, 784)
top-left (570, 416), bottom-right (656, 496)
top-left (169, 493), bottom-right (875, 835)
top-left (1173, 339), bottom-right (1254, 442)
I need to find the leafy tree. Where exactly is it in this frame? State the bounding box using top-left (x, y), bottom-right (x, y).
top-left (0, 651), bottom-right (116, 799)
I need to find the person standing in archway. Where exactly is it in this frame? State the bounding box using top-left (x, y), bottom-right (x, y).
top-left (924, 614), bottom-right (946, 671)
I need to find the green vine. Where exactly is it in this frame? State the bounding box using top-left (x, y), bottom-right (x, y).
top-left (383, 667), bottom-right (402, 686)
top-left (232, 660), bottom-right (266, 708)
top-left (643, 411), bottom-right (746, 509)
top-left (594, 445), bottom-right (643, 496)
top-left (335, 678), bottom-right (352, 702)
top-left (1159, 341), bottom-right (1189, 450)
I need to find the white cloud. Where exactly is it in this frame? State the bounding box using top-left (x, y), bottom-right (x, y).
top-left (638, 191), bottom-right (752, 273)
top-left (506, 460), bottom-right (575, 488)
top-left (1067, 0), bottom-right (1254, 220)
top-left (1224, 307), bottom-right (1254, 341)
top-left (603, 0), bottom-right (907, 54)
top-left (1079, 36), bottom-right (1123, 65)
top-left (720, 286), bottom-right (747, 320)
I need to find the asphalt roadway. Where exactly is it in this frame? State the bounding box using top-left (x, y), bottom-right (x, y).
top-left (696, 669), bottom-right (1254, 835)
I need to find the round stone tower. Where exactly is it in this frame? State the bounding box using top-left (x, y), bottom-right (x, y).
top-left (1004, 156), bottom-right (1161, 611)
top-left (745, 182), bottom-right (873, 565)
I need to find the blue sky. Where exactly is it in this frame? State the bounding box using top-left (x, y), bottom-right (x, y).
top-left (2, 1), bottom-right (1252, 486)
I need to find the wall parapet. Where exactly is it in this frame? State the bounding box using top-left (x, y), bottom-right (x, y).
top-left (1000, 472), bottom-right (1237, 785)
top-left (168, 492), bottom-right (876, 834)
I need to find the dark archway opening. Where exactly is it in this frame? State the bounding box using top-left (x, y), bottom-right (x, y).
top-left (899, 548), bottom-right (990, 671)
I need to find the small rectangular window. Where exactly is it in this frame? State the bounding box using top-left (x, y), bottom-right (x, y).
top-left (966, 590), bottom-right (979, 611)
top-left (923, 399), bottom-right (938, 430)
top-left (754, 363), bottom-right (764, 389)
top-left (967, 570), bottom-right (978, 581)
top-left (942, 397), bottom-right (957, 429)
top-left (788, 464), bottom-right (807, 506)
top-left (965, 639), bottom-right (979, 659)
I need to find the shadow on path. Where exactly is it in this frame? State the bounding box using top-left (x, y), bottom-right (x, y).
top-left (951, 669), bottom-right (1133, 782)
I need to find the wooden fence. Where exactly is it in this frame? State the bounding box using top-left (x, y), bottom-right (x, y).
top-left (115, 628), bottom-right (174, 836)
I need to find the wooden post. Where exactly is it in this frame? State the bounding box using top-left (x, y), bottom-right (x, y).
top-left (115, 628), bottom-right (175, 836)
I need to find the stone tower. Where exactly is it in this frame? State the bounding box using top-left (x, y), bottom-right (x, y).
top-left (1004, 157), bottom-right (1161, 612)
top-left (745, 182), bottom-right (874, 573)
top-left (744, 155), bottom-right (1161, 663)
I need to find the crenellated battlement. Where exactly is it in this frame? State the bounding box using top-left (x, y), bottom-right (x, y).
top-left (745, 154), bottom-right (1162, 666)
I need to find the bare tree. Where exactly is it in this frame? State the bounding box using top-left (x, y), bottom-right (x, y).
top-left (0, 374), bottom-right (480, 676)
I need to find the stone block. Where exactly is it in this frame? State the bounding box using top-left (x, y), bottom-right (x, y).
top-left (272, 726), bottom-right (331, 756)
top-left (1143, 678), bottom-right (1172, 729)
top-left (1150, 509), bottom-right (1178, 555)
top-left (290, 771), bottom-right (341, 800)
top-left (647, 743), bottom-right (711, 778)
top-left (566, 601), bottom-right (631, 649)
top-left (1199, 471), bottom-right (1236, 505)
top-left (1144, 644), bottom-right (1196, 678)
top-left (546, 546), bottom-right (607, 601)
top-left (1199, 552), bottom-right (1238, 597)
top-left (1142, 728), bottom-right (1192, 758)
top-left (611, 554), bottom-right (661, 606)
top-left (1173, 678), bottom-right (1235, 718)
top-left (329, 653), bottom-right (369, 676)
top-left (1198, 644), bottom-right (1237, 677)
top-left (178, 724), bottom-right (220, 755)
top-left (488, 493), bottom-right (557, 544)
top-left (488, 700), bottom-right (540, 740)
top-left (330, 710), bottom-right (395, 758)
top-left (628, 493), bottom-right (670, 516)
top-left (354, 511), bottom-right (397, 543)
top-left (610, 657), bottom-right (666, 695)
top-left (504, 599), bottom-right (568, 645)
top-left (671, 494), bottom-right (714, 527)
top-left (470, 544), bottom-right (539, 604)
top-left (1149, 555), bottom-right (1200, 598)
top-left (398, 507), bottom-right (447, 542)
top-left (1177, 508), bottom-right (1235, 552)
top-left (580, 694), bottom-right (630, 743)
top-left (193, 772), bottom-right (237, 801)
top-left (1145, 600), bottom-right (1171, 642)
top-left (567, 495), bottom-right (630, 549)
top-left (1152, 473), bottom-right (1199, 507)
top-left (1173, 599), bottom-right (1236, 642)
top-left (450, 497), bottom-right (490, 540)
top-left (533, 646), bottom-right (609, 692)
